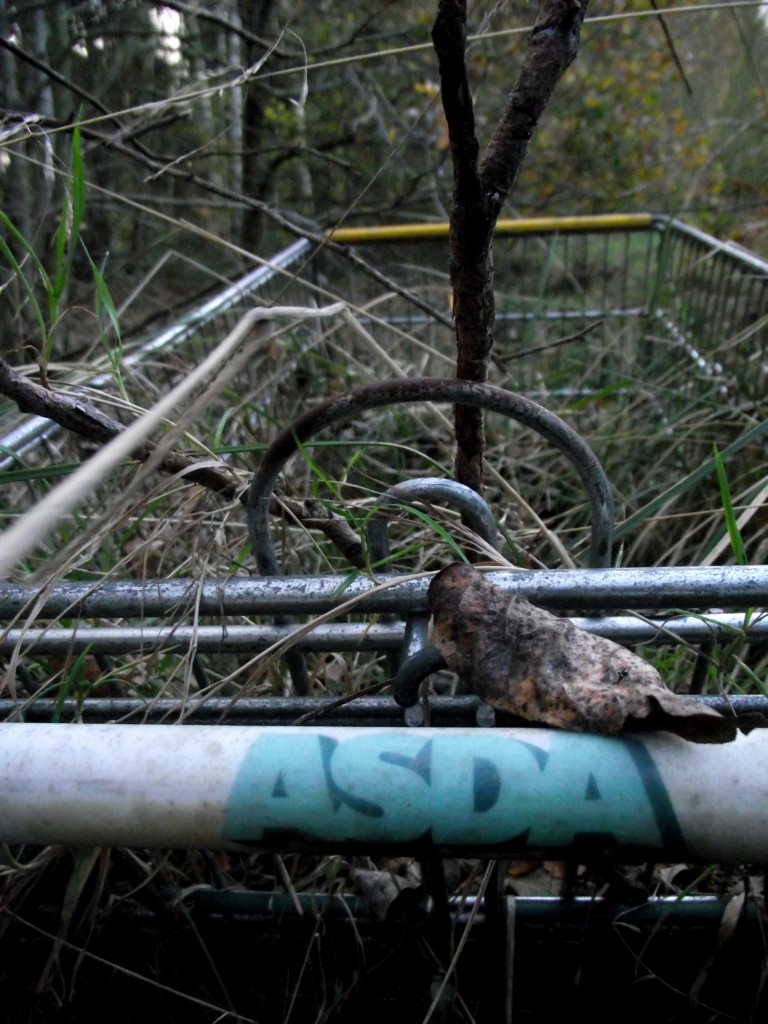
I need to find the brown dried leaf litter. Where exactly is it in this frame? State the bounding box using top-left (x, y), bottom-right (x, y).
top-left (428, 564), bottom-right (740, 744)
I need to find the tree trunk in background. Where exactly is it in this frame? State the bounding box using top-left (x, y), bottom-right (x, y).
top-left (0, 0), bottom-right (56, 362)
top-left (238, 0), bottom-right (277, 251)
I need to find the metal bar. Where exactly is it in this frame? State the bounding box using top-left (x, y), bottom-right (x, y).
top-left (0, 695), bottom-right (488, 727)
top-left (3, 722), bottom-right (768, 860)
top-left (568, 611), bottom-right (766, 643)
top-left (0, 622), bottom-right (404, 655)
top-left (0, 239), bottom-right (312, 473)
top-left (2, 694), bottom-right (766, 727)
top-left (0, 611), bottom-right (764, 657)
top-left (366, 477), bottom-right (500, 564)
top-left (2, 566), bottom-right (767, 619)
top-left (328, 214), bottom-right (656, 245)
top-left (123, 239), bottom-right (312, 362)
top-left (191, 889), bottom-right (757, 927)
top-left (707, 254), bottom-right (731, 343)
top-left (246, 378), bottom-right (615, 572)
top-left (655, 216), bottom-right (768, 278)
top-left (368, 308), bottom-right (648, 324)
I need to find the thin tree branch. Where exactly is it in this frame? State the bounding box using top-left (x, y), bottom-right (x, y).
top-left (433, 0), bottom-right (494, 495)
top-left (432, 0), bottom-right (589, 495)
top-left (481, 0), bottom-right (590, 213)
top-left (649, 0), bottom-right (693, 97)
top-left (0, 358), bottom-right (366, 568)
top-left (0, 108), bottom-right (454, 331)
top-left (0, 35), bottom-right (158, 161)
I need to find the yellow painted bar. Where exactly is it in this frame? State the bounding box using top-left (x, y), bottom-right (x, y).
top-left (327, 213), bottom-right (656, 245)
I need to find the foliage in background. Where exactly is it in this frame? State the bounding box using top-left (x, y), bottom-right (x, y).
top-left (1, 1), bottom-right (768, 367)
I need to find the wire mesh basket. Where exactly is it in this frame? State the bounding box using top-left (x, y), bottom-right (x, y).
top-left (1, 214), bottom-right (768, 840)
top-left (3, 214), bottom-right (768, 1022)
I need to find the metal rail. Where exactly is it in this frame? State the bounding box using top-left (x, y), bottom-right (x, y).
top-left (2, 566), bottom-right (766, 619)
top-left (326, 213), bottom-right (657, 243)
top-left (4, 692), bottom-right (767, 726)
top-left (0, 611), bottom-right (763, 658)
top-left (3, 722), bottom-right (768, 861)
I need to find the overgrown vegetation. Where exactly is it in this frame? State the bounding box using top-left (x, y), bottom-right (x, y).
top-left (2, 1), bottom-right (768, 1021)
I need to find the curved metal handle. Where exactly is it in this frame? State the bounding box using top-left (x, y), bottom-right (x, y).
top-left (366, 477), bottom-right (500, 568)
top-left (246, 376), bottom-right (614, 572)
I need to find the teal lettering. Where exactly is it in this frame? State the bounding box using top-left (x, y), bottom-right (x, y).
top-left (526, 733), bottom-right (665, 848)
top-left (224, 729), bottom-right (678, 854)
top-left (226, 732), bottom-right (334, 842)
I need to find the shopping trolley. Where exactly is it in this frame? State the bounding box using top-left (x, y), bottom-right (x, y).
top-left (2, 215), bottom-right (768, 1020)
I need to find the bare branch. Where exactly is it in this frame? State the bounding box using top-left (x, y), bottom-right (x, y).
top-left (481, 0), bottom-right (590, 216)
top-left (432, 0), bottom-right (589, 496)
top-left (0, 358), bottom-right (366, 568)
top-left (432, 0), bottom-right (494, 494)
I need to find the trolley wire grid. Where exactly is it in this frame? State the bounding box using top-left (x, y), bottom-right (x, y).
top-left (2, 215), bottom-right (768, 1022)
top-left (2, 214), bottom-right (768, 850)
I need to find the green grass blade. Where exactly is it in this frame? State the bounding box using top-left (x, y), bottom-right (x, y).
top-left (293, 432), bottom-right (340, 499)
top-left (713, 443), bottom-right (747, 566)
top-left (52, 122), bottom-right (85, 306)
top-left (0, 212), bottom-right (49, 338)
top-left (614, 416), bottom-right (768, 543)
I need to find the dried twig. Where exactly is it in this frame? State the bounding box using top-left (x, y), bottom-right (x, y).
top-left (0, 307), bottom-right (375, 579)
top-left (0, 356), bottom-right (366, 569)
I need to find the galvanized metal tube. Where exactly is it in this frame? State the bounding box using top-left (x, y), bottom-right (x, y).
top-left (0, 696), bottom-right (485, 727)
top-left (568, 611), bottom-right (768, 644)
top-left (192, 889), bottom-right (752, 929)
top-left (0, 612), bottom-right (764, 657)
top-left (0, 622), bottom-right (404, 655)
top-left (365, 477), bottom-right (500, 564)
top-left (2, 723), bottom-right (768, 860)
top-left (2, 566), bottom-right (767, 619)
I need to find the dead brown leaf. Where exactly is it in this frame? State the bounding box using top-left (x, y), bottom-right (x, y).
top-left (428, 564), bottom-right (737, 744)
